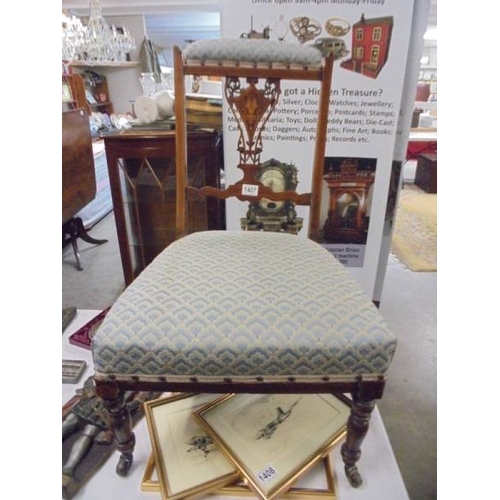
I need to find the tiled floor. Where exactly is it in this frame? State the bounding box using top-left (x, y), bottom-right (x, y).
top-left (62, 196), bottom-right (437, 499)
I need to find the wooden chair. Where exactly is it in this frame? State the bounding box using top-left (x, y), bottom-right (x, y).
top-left (92, 39), bottom-right (397, 489)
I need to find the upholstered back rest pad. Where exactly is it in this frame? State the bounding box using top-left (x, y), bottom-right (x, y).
top-left (182, 39), bottom-right (323, 67)
top-left (93, 231), bottom-right (396, 383)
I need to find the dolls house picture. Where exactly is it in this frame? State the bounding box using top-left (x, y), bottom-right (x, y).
top-left (340, 14), bottom-right (394, 79)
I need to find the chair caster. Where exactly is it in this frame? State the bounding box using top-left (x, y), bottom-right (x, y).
top-left (345, 465), bottom-right (363, 488)
top-left (116, 453), bottom-right (133, 476)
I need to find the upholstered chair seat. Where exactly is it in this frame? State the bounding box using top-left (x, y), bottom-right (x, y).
top-left (93, 231), bottom-right (396, 383)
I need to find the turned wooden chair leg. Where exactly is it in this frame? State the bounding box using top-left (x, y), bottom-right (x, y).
top-left (97, 384), bottom-right (136, 476)
top-left (341, 394), bottom-right (376, 487)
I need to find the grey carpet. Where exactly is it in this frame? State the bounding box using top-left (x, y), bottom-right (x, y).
top-left (62, 212), bottom-right (125, 310)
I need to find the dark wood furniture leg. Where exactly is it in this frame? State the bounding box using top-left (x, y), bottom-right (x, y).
top-left (341, 394), bottom-right (376, 487)
top-left (96, 382), bottom-right (135, 476)
top-left (74, 217), bottom-right (108, 245)
top-left (63, 217), bottom-right (108, 271)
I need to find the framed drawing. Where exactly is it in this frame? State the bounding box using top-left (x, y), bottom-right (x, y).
top-left (143, 393), bottom-right (240, 500)
top-left (193, 394), bottom-right (350, 500)
top-left (142, 452), bottom-right (339, 499)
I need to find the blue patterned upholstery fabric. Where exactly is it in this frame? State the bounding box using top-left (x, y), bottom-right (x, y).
top-left (92, 231), bottom-right (396, 383)
top-left (183, 39), bottom-right (323, 67)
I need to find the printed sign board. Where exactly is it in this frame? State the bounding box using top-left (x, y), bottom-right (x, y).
top-left (220, 0), bottom-right (416, 298)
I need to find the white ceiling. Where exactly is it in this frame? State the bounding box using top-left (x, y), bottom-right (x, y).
top-left (62, 0), bottom-right (222, 49)
top-left (144, 11), bottom-right (220, 48)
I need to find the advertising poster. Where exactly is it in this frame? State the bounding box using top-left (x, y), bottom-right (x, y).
top-left (220, 0), bottom-right (415, 298)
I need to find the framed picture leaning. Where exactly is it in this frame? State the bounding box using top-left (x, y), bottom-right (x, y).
top-left (193, 393), bottom-right (350, 500)
top-left (143, 393), bottom-right (240, 500)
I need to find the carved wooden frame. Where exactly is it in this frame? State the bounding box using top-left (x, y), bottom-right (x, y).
top-left (173, 46), bottom-right (335, 241)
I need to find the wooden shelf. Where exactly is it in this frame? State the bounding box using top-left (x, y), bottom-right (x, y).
top-left (63, 73), bottom-right (114, 115)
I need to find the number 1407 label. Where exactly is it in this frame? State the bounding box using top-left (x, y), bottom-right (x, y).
top-left (257, 465), bottom-right (278, 484)
top-left (242, 184), bottom-right (259, 196)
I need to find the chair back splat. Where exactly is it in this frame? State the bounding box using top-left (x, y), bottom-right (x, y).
top-left (174, 41), bottom-right (333, 241)
top-left (91, 38), bottom-right (397, 490)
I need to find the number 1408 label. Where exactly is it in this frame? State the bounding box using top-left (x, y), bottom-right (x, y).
top-left (257, 465), bottom-right (278, 484)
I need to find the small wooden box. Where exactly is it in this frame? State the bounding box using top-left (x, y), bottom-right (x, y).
top-left (415, 153), bottom-right (437, 193)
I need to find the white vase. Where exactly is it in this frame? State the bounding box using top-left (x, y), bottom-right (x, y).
top-left (154, 90), bottom-right (175, 119)
top-left (274, 14), bottom-right (288, 41)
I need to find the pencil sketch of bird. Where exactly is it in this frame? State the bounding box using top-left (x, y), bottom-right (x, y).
top-left (255, 398), bottom-right (301, 440)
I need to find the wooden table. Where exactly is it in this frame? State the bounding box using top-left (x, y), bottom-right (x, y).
top-left (102, 128), bottom-right (224, 285)
top-left (62, 109), bottom-right (107, 271)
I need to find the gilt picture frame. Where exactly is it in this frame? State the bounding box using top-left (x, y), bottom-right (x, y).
top-left (141, 453), bottom-right (339, 499)
top-left (193, 394), bottom-right (350, 500)
top-left (143, 393), bottom-right (240, 500)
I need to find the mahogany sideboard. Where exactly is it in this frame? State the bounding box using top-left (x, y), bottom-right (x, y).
top-left (101, 128), bottom-right (224, 285)
top-left (62, 109), bottom-right (96, 225)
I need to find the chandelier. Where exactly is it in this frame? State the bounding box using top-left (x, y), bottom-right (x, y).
top-left (62, 0), bottom-right (136, 65)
